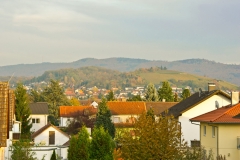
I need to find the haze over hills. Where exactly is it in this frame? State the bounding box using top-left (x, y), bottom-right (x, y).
top-left (0, 58), bottom-right (240, 86)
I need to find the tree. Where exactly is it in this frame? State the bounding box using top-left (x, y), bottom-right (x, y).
top-left (90, 126), bottom-right (115, 160)
top-left (42, 80), bottom-right (71, 125)
top-left (158, 81), bottom-right (174, 102)
top-left (70, 97), bottom-right (80, 106)
top-left (181, 88), bottom-right (191, 100)
top-left (145, 83), bottom-right (159, 101)
top-left (50, 150), bottom-right (57, 160)
top-left (29, 89), bottom-right (44, 103)
top-left (15, 83), bottom-right (32, 138)
top-left (127, 95), bottom-right (143, 101)
top-left (10, 139), bottom-right (37, 160)
top-left (106, 90), bottom-right (115, 101)
top-left (68, 126), bottom-right (91, 160)
top-left (68, 135), bottom-right (78, 160)
top-left (119, 111), bottom-right (187, 160)
top-left (95, 98), bottom-right (115, 138)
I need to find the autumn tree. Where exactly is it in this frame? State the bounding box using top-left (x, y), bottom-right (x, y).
top-left (90, 126), bottom-right (115, 160)
top-left (70, 97), bottom-right (80, 106)
top-left (158, 81), bottom-right (174, 102)
top-left (119, 111), bottom-right (187, 160)
top-left (95, 98), bottom-right (115, 138)
top-left (15, 83), bottom-right (32, 138)
top-left (181, 88), bottom-right (191, 100)
top-left (42, 79), bottom-right (71, 125)
top-left (145, 83), bottom-right (159, 101)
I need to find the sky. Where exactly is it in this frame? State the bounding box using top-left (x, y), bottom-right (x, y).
top-left (0, 0), bottom-right (239, 66)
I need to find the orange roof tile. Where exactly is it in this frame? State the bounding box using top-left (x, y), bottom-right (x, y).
top-left (59, 106), bottom-right (97, 117)
top-left (107, 101), bottom-right (146, 115)
top-left (190, 103), bottom-right (240, 123)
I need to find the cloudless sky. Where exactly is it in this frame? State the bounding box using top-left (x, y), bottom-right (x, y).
top-left (0, 0), bottom-right (239, 66)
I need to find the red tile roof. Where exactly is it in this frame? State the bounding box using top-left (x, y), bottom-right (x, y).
top-left (190, 103), bottom-right (240, 123)
top-left (107, 101), bottom-right (146, 115)
top-left (59, 106), bottom-right (97, 117)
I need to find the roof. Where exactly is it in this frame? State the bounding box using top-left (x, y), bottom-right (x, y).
top-left (59, 106), bottom-right (97, 117)
top-left (29, 102), bottom-right (48, 115)
top-left (168, 90), bottom-right (230, 117)
top-left (107, 101), bottom-right (146, 115)
top-left (145, 102), bottom-right (178, 115)
top-left (190, 103), bottom-right (240, 123)
top-left (31, 123), bottom-right (69, 139)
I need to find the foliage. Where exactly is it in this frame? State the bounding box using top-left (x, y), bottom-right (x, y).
top-left (106, 90), bottom-right (115, 101)
top-left (145, 83), bottom-right (159, 101)
top-left (70, 97), bottom-right (80, 106)
top-left (181, 88), bottom-right (191, 100)
top-left (42, 79), bottom-right (71, 125)
top-left (68, 135), bottom-right (78, 160)
top-left (29, 89), bottom-right (44, 103)
top-left (95, 98), bottom-right (115, 138)
top-left (15, 83), bottom-right (32, 137)
top-left (50, 150), bottom-right (57, 160)
top-left (119, 111), bottom-right (187, 160)
top-left (183, 147), bottom-right (214, 160)
top-left (68, 126), bottom-right (91, 160)
top-left (90, 126), bottom-right (115, 160)
top-left (158, 81), bottom-right (174, 102)
top-left (127, 95), bottom-right (143, 101)
top-left (216, 155), bottom-right (226, 160)
top-left (174, 92), bottom-right (179, 102)
top-left (10, 140), bottom-right (37, 160)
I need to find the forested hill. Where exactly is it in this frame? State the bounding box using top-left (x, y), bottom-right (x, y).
top-left (23, 66), bottom-right (239, 92)
top-left (1, 58), bottom-right (240, 86)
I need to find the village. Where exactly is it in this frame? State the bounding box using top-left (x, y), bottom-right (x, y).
top-left (1, 81), bottom-right (240, 160)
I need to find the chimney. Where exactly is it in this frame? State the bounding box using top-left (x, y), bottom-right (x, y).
top-left (208, 83), bottom-right (216, 92)
top-left (231, 92), bottom-right (239, 106)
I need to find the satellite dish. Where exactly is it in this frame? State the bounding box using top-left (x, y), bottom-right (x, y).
top-left (215, 101), bottom-right (219, 109)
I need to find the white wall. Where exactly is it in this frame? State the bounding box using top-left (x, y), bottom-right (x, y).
top-left (0, 147), bottom-right (4, 160)
top-left (179, 95), bottom-right (230, 145)
top-left (30, 114), bottom-right (48, 132)
top-left (34, 126), bottom-right (69, 146)
top-left (60, 117), bottom-right (74, 127)
top-left (111, 115), bottom-right (138, 123)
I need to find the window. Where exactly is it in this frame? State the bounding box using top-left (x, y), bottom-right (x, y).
top-left (32, 119), bottom-right (35, 123)
top-left (212, 126), bottom-right (215, 137)
top-left (203, 125), bottom-right (206, 136)
top-left (49, 131), bottom-right (55, 145)
top-left (36, 118), bottom-right (40, 123)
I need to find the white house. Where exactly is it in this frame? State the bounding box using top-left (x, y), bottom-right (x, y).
top-left (29, 102), bottom-right (48, 132)
top-left (168, 83), bottom-right (231, 146)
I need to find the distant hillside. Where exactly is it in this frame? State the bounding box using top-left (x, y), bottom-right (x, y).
top-left (23, 66), bottom-right (239, 92)
top-left (0, 58), bottom-right (240, 86)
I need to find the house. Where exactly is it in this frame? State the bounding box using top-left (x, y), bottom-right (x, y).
top-left (59, 106), bottom-right (97, 127)
top-left (29, 102), bottom-right (48, 132)
top-left (190, 93), bottom-right (240, 160)
top-left (145, 102), bottom-right (178, 116)
top-left (167, 83), bottom-right (231, 145)
top-left (107, 101), bottom-right (146, 125)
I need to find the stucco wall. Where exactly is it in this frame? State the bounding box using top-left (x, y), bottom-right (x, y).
top-left (111, 115), bottom-right (138, 123)
top-left (30, 114), bottom-right (48, 132)
top-left (34, 126), bottom-right (69, 146)
top-left (60, 117), bottom-right (74, 127)
top-left (0, 147), bottom-right (4, 160)
top-left (180, 95), bottom-right (230, 144)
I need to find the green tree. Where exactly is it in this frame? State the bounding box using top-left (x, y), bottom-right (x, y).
top-left (68, 135), bottom-right (78, 160)
top-left (15, 83), bottom-right (32, 138)
top-left (29, 89), bottom-right (44, 103)
top-left (90, 126), bottom-right (115, 160)
top-left (119, 112), bottom-right (187, 160)
top-left (76, 126), bottom-right (91, 160)
top-left (50, 150), bottom-right (56, 160)
top-left (127, 95), bottom-right (143, 101)
top-left (42, 79), bottom-right (71, 125)
top-left (95, 98), bottom-right (115, 138)
top-left (181, 88), bottom-right (191, 100)
top-left (158, 81), bottom-right (174, 102)
top-left (106, 90), bottom-right (115, 101)
top-left (10, 139), bottom-right (37, 160)
top-left (145, 83), bottom-right (159, 101)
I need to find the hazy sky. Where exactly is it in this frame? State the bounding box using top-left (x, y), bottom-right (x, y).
top-left (0, 0), bottom-right (239, 66)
